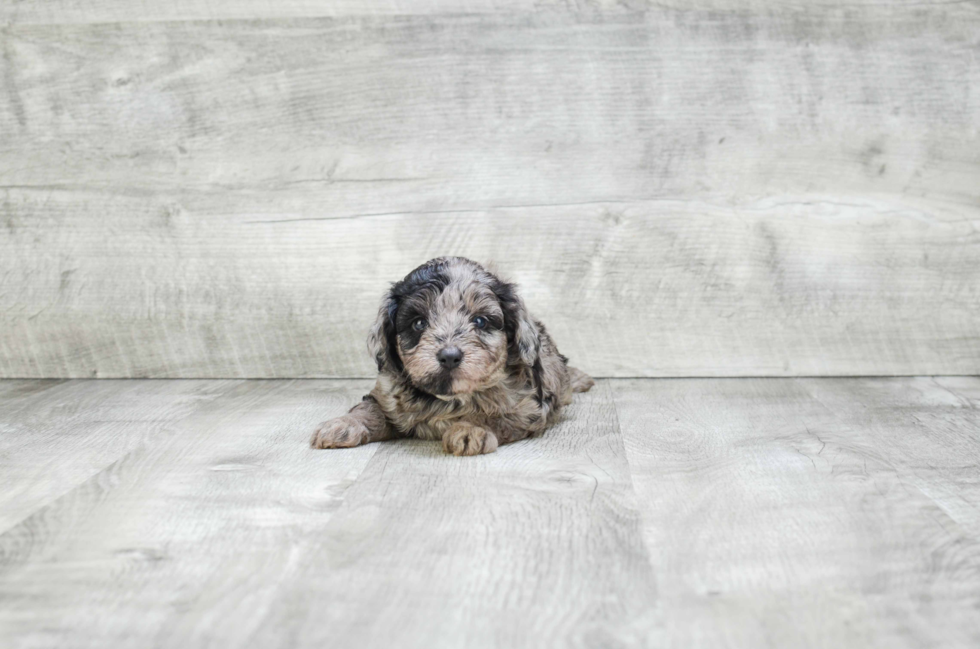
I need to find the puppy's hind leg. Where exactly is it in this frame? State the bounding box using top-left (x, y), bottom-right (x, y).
top-left (568, 366), bottom-right (595, 393)
top-left (311, 395), bottom-right (396, 449)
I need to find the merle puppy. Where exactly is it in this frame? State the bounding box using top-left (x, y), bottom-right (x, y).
top-left (310, 257), bottom-right (594, 456)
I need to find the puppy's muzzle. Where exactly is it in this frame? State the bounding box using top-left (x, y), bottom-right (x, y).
top-left (436, 346), bottom-right (463, 370)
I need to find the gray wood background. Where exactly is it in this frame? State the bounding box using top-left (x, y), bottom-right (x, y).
top-left (1, 1), bottom-right (978, 378)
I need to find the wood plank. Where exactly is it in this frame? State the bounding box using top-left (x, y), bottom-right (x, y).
top-left (2, 377), bottom-right (978, 646)
top-left (1, 8), bottom-right (978, 378)
top-left (0, 379), bottom-right (380, 648)
top-left (613, 377), bottom-right (980, 648)
top-left (0, 380), bottom-right (659, 648)
top-left (0, 0), bottom-right (550, 24)
top-left (0, 379), bottom-right (237, 532)
top-left (3, 10), bottom-right (976, 201)
top-left (249, 380), bottom-right (658, 648)
top-left (802, 376), bottom-right (980, 539)
top-left (2, 195), bottom-right (978, 378)
top-left (0, 0), bottom-right (970, 24)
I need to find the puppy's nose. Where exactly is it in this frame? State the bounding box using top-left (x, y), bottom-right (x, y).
top-left (437, 346), bottom-right (463, 370)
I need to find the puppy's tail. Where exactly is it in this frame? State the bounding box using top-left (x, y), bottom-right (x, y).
top-left (568, 367), bottom-right (595, 393)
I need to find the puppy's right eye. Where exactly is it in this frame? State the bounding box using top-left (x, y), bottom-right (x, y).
top-left (412, 318), bottom-right (427, 332)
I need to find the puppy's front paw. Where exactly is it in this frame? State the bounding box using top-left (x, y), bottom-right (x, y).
top-left (442, 422), bottom-right (498, 456)
top-left (310, 416), bottom-right (368, 449)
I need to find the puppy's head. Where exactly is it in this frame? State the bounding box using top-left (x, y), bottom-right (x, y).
top-left (368, 257), bottom-right (539, 397)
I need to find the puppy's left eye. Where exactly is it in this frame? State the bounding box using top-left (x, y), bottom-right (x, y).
top-left (473, 316), bottom-right (487, 330)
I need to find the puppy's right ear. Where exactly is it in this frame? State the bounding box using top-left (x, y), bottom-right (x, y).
top-left (367, 291), bottom-right (402, 373)
top-left (492, 279), bottom-right (540, 367)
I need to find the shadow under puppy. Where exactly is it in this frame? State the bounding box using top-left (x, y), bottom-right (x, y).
top-left (311, 257), bottom-right (595, 456)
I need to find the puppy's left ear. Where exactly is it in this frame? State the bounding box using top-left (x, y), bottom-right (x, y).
top-left (493, 279), bottom-right (540, 367)
top-left (367, 291), bottom-right (402, 373)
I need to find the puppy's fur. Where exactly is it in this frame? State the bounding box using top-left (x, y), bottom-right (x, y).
top-left (311, 257), bottom-right (594, 456)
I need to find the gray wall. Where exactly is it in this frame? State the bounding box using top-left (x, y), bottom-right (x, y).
top-left (1, 1), bottom-right (978, 378)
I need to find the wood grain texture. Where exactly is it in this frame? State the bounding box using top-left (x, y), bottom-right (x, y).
top-left (251, 380), bottom-right (658, 649)
top-left (2, 195), bottom-right (976, 378)
top-left (0, 379), bottom-right (659, 648)
top-left (2, 377), bottom-right (979, 647)
top-left (1, 0), bottom-right (973, 24)
top-left (0, 379), bottom-right (381, 648)
top-left (0, 379), bottom-right (237, 532)
top-left (613, 376), bottom-right (980, 648)
top-left (1, 4), bottom-right (978, 378)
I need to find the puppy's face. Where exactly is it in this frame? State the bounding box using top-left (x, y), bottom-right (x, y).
top-left (396, 278), bottom-right (508, 396)
top-left (369, 258), bottom-right (539, 397)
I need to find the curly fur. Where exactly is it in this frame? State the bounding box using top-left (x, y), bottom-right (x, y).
top-left (311, 257), bottom-right (594, 456)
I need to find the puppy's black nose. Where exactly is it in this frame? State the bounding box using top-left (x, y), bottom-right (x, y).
top-left (437, 347), bottom-right (463, 370)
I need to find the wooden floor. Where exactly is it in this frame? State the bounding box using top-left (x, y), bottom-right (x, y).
top-left (1, 377), bottom-right (978, 648)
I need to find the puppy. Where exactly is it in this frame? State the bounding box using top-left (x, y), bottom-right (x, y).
top-left (310, 257), bottom-right (594, 456)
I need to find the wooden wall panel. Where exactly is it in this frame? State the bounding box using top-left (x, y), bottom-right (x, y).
top-left (1, 4), bottom-right (978, 377)
top-left (1, 0), bottom-right (970, 24)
